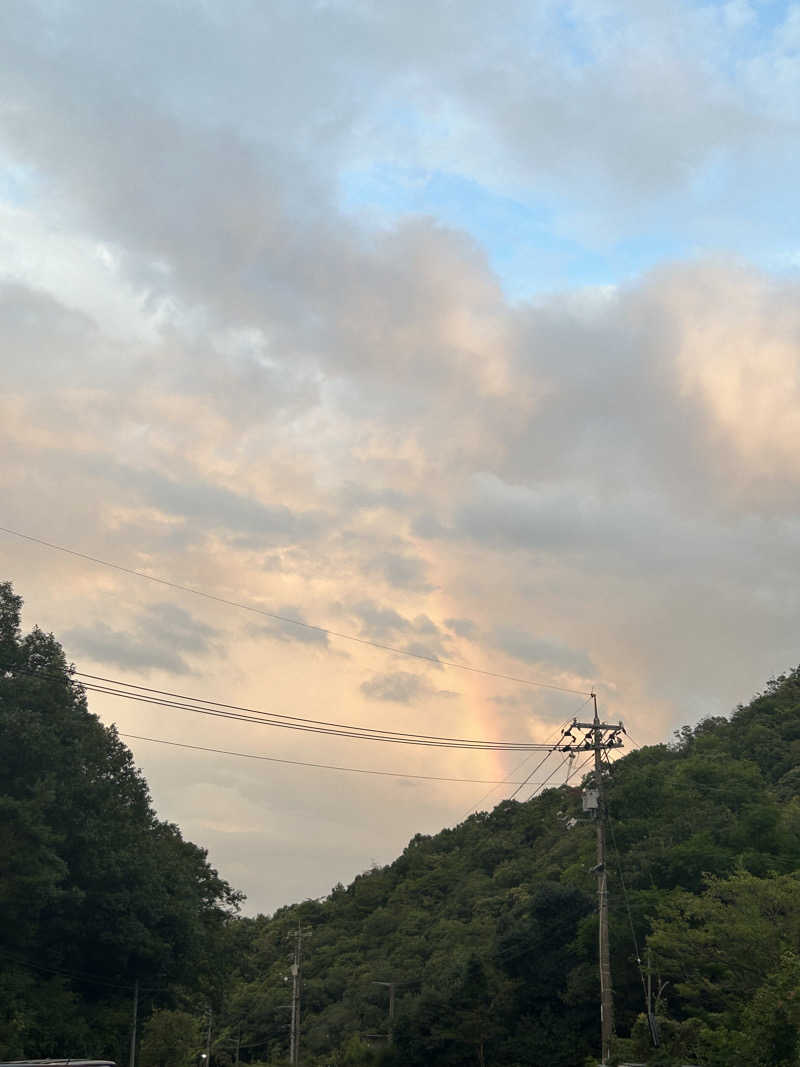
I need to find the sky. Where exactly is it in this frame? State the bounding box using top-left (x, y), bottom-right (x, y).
top-left (1, 0), bottom-right (800, 915)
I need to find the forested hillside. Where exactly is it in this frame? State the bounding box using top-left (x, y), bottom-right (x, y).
top-left (219, 668), bottom-right (800, 1067)
top-left (0, 582), bottom-right (240, 1061)
top-left (1, 579), bottom-right (799, 1066)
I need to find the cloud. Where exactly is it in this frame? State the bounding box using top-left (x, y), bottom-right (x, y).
top-left (139, 472), bottom-right (324, 546)
top-left (359, 671), bottom-right (455, 704)
top-left (368, 552), bottom-right (433, 592)
top-left (2, 0), bottom-right (798, 284)
top-left (345, 603), bottom-right (449, 661)
top-left (259, 606), bottom-right (330, 648)
top-left (349, 600), bottom-right (413, 640)
top-left (2, 0), bottom-right (800, 918)
top-left (65, 603), bottom-right (218, 675)
top-left (490, 627), bottom-right (595, 678)
top-left (339, 483), bottom-right (410, 512)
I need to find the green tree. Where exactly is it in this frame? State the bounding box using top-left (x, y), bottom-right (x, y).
top-left (740, 951), bottom-right (800, 1067)
top-left (139, 1009), bottom-right (203, 1067)
top-left (0, 582), bottom-right (241, 1059)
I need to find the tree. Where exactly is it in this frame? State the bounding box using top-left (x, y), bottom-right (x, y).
top-left (0, 582), bottom-right (241, 1058)
top-left (139, 1009), bottom-right (203, 1067)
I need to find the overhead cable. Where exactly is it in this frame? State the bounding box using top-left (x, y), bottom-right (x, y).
top-left (4, 662), bottom-right (566, 751)
top-left (120, 732), bottom-right (562, 785)
top-left (0, 525), bottom-right (591, 695)
top-left (465, 716), bottom-right (573, 817)
top-left (71, 669), bottom-right (550, 746)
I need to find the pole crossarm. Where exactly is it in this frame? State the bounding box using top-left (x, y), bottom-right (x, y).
top-left (555, 718), bottom-right (626, 752)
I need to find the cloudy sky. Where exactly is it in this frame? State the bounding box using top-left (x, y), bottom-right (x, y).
top-left (2, 0), bottom-right (800, 914)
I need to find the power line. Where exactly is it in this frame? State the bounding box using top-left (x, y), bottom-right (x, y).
top-left (41, 680), bottom-right (564, 751)
top-left (0, 950), bottom-right (166, 993)
top-left (464, 695), bottom-right (595, 817)
top-left (523, 753), bottom-right (575, 801)
top-left (70, 669), bottom-right (552, 747)
top-left (528, 750), bottom-right (594, 803)
top-left (0, 525), bottom-right (590, 696)
top-left (468, 749), bottom-right (539, 813)
top-left (508, 749), bottom-right (567, 803)
top-left (3, 662), bottom-right (570, 750)
top-left (504, 714), bottom-right (598, 804)
top-left (119, 732), bottom-right (561, 785)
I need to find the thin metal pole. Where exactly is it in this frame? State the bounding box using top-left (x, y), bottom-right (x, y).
top-left (205, 1009), bottom-right (212, 1067)
top-left (129, 980), bottom-right (139, 1067)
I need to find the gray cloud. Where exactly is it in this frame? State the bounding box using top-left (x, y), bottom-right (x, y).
top-left (350, 601), bottom-right (412, 640)
top-left (3, 0), bottom-right (800, 919)
top-left (3, 0), bottom-right (796, 265)
top-left (400, 641), bottom-right (444, 667)
top-left (359, 671), bottom-right (456, 704)
top-left (97, 465), bottom-right (325, 548)
top-left (346, 604), bottom-right (449, 662)
top-left (490, 627), bottom-right (595, 678)
top-left (339, 484), bottom-right (410, 512)
top-left (368, 552), bottom-right (433, 592)
top-left (65, 603), bottom-right (218, 675)
top-left (258, 606), bottom-right (330, 648)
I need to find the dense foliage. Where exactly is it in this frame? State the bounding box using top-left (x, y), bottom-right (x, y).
top-left (1, 579), bottom-right (799, 1065)
top-left (0, 582), bottom-right (240, 1062)
top-left (214, 671), bottom-right (800, 1067)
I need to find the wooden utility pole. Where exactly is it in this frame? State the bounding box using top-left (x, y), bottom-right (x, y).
top-left (129, 980), bottom-right (139, 1067)
top-left (371, 981), bottom-right (397, 1043)
top-left (205, 1008), bottom-right (213, 1067)
top-left (289, 924), bottom-right (310, 1065)
top-left (567, 695), bottom-right (625, 1065)
top-left (592, 693), bottom-right (613, 1064)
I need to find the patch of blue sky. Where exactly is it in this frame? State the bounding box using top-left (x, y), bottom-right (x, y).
top-left (696, 0), bottom-right (795, 78)
top-left (0, 161), bottom-right (37, 207)
top-left (712, 0), bottom-right (791, 39)
top-left (339, 164), bottom-right (692, 299)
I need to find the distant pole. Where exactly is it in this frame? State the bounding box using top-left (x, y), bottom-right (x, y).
top-left (646, 947), bottom-right (661, 1048)
top-left (235, 1024), bottom-right (241, 1067)
top-left (592, 693), bottom-right (614, 1064)
top-left (290, 923), bottom-right (308, 1065)
top-left (205, 1009), bottom-right (212, 1067)
top-left (290, 954), bottom-right (298, 1066)
top-left (372, 982), bottom-right (398, 1044)
top-left (129, 980), bottom-right (139, 1067)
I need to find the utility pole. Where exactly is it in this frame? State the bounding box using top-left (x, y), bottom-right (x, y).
top-left (289, 923), bottom-right (311, 1065)
top-left (565, 695), bottom-right (625, 1066)
top-left (371, 981), bottom-right (397, 1044)
top-left (592, 693), bottom-right (613, 1065)
top-left (129, 980), bottom-right (139, 1067)
top-left (205, 1008), bottom-right (213, 1067)
top-left (646, 947), bottom-right (663, 1047)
